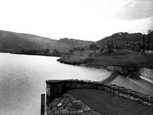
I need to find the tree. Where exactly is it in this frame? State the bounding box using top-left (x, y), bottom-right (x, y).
top-left (80, 48), bottom-right (85, 52)
top-left (134, 45), bottom-right (141, 52)
top-left (73, 47), bottom-right (80, 52)
top-left (99, 48), bottom-right (104, 53)
top-left (142, 36), bottom-right (145, 52)
top-left (53, 49), bottom-right (60, 56)
top-left (105, 43), bottom-right (114, 54)
top-left (69, 49), bottom-right (73, 54)
top-left (21, 49), bottom-right (26, 53)
top-left (43, 49), bottom-right (50, 55)
top-left (89, 44), bottom-right (98, 52)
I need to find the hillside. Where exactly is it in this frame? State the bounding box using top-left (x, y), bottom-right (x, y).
top-left (54, 38), bottom-right (93, 50)
top-left (97, 32), bottom-right (153, 51)
top-left (0, 30), bottom-right (94, 52)
top-left (0, 30), bottom-right (56, 52)
top-left (58, 31), bottom-right (153, 69)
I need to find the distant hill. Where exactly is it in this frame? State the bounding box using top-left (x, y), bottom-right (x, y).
top-left (55, 38), bottom-right (94, 50)
top-left (0, 30), bottom-right (94, 52)
top-left (97, 32), bottom-right (153, 50)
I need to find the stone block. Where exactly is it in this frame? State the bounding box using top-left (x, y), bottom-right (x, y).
top-left (60, 109), bottom-right (69, 114)
top-left (67, 103), bottom-right (72, 106)
top-left (82, 107), bottom-right (91, 112)
top-left (52, 107), bottom-right (57, 111)
top-left (77, 112), bottom-right (88, 115)
top-left (69, 110), bottom-right (83, 114)
top-left (90, 111), bottom-right (102, 115)
top-left (58, 106), bottom-right (64, 110)
top-left (60, 98), bottom-right (65, 103)
top-left (80, 103), bottom-right (88, 108)
top-left (63, 93), bottom-right (71, 97)
top-left (47, 110), bottom-right (53, 114)
top-left (57, 103), bottom-right (62, 107)
top-left (70, 97), bottom-right (77, 101)
top-left (72, 100), bottom-right (81, 103)
top-left (54, 110), bottom-right (60, 114)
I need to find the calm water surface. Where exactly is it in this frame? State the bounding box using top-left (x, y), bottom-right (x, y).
top-left (0, 53), bottom-right (111, 115)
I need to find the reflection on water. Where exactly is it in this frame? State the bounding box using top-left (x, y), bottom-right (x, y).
top-left (0, 53), bottom-right (111, 115)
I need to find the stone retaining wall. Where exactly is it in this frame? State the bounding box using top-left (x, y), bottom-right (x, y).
top-left (140, 68), bottom-right (153, 81)
top-left (106, 65), bottom-right (140, 78)
top-left (46, 79), bottom-right (153, 111)
top-left (107, 66), bottom-right (153, 81)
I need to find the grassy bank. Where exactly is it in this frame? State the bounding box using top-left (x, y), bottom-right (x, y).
top-left (90, 51), bottom-right (153, 69)
top-left (57, 52), bottom-right (95, 65)
top-left (68, 89), bottom-right (153, 115)
top-left (58, 50), bottom-right (153, 69)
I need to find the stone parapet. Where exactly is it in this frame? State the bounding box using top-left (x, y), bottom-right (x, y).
top-left (46, 79), bottom-right (153, 111)
top-left (47, 93), bottom-right (101, 115)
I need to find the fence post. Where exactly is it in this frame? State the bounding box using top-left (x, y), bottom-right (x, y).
top-left (41, 94), bottom-right (45, 115)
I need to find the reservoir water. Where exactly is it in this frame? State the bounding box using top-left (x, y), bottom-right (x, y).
top-left (0, 53), bottom-right (111, 115)
top-left (0, 53), bottom-right (153, 115)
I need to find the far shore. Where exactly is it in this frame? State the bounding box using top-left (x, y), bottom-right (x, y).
top-left (57, 50), bottom-right (153, 69)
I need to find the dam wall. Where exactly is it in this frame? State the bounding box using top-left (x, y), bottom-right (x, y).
top-left (106, 66), bottom-right (153, 81)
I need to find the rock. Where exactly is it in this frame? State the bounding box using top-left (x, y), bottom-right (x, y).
top-left (72, 100), bottom-right (81, 103)
top-left (82, 107), bottom-right (91, 112)
top-left (57, 103), bottom-right (62, 107)
top-left (69, 110), bottom-right (83, 114)
top-left (60, 109), bottom-right (69, 114)
top-left (54, 110), bottom-right (60, 114)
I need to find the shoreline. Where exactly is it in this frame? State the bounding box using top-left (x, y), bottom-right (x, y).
top-left (11, 52), bottom-right (61, 57)
top-left (7, 53), bottom-right (153, 88)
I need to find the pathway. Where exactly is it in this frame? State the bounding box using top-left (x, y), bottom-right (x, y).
top-left (47, 93), bottom-right (101, 115)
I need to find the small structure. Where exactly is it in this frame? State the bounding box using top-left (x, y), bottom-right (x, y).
top-left (107, 65), bottom-right (140, 79)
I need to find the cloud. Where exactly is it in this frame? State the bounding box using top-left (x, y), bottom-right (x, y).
top-left (125, 1), bottom-right (133, 7)
top-left (110, 0), bottom-right (153, 20)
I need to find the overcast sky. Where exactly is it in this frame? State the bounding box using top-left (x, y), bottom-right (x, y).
top-left (0, 0), bottom-right (152, 41)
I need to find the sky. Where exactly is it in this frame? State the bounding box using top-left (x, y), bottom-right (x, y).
top-left (0, 0), bottom-right (152, 41)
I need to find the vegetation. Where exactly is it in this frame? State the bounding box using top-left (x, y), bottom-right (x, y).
top-left (69, 89), bottom-right (153, 115)
top-left (69, 49), bottom-right (74, 54)
top-left (97, 31), bottom-right (153, 51)
top-left (58, 49), bottom-right (153, 69)
top-left (92, 50), bottom-right (153, 68)
top-left (89, 44), bottom-right (99, 52)
top-left (0, 30), bottom-right (94, 53)
top-left (58, 31), bottom-right (153, 69)
top-left (20, 48), bottom-right (61, 57)
top-left (52, 49), bottom-right (60, 56)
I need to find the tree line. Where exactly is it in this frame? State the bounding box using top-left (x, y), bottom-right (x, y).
top-left (20, 49), bottom-right (60, 56)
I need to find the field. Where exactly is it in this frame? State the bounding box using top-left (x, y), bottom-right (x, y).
top-left (59, 50), bottom-right (153, 69)
top-left (90, 50), bottom-right (153, 69)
